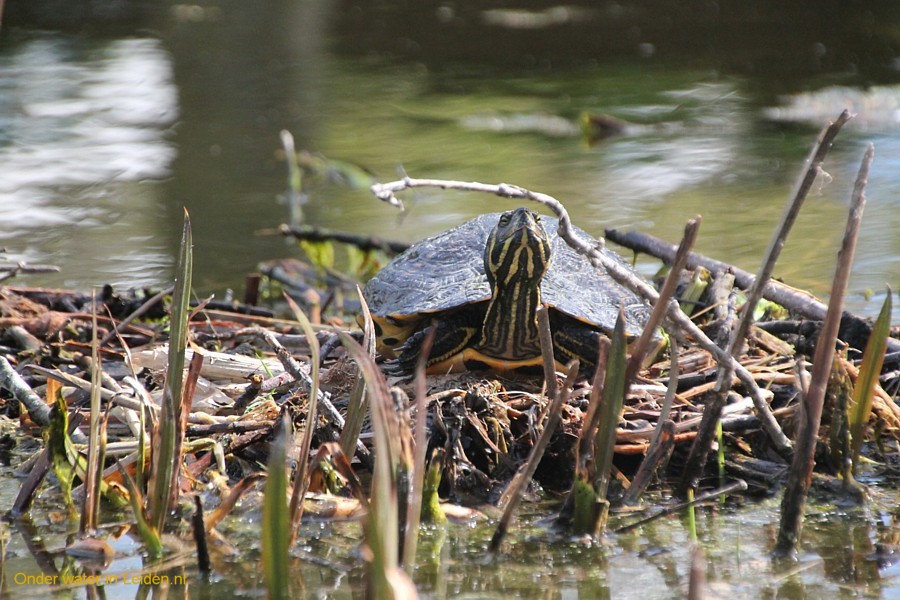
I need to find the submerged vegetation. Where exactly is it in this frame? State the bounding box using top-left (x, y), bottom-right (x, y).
top-left (0, 115), bottom-right (898, 597)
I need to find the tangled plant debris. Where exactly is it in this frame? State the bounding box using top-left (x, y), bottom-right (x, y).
top-left (0, 114), bottom-right (898, 595)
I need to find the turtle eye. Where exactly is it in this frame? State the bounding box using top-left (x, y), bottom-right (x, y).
top-left (498, 214), bottom-right (511, 226)
top-left (534, 214), bottom-right (542, 223)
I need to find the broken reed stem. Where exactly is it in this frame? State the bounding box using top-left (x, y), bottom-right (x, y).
top-left (559, 337), bottom-right (609, 521)
top-left (732, 110), bottom-right (851, 355)
top-left (490, 360), bottom-right (580, 554)
top-left (677, 109), bottom-right (851, 490)
top-left (80, 296), bottom-right (103, 534)
top-left (625, 217), bottom-right (700, 386)
top-left (688, 546), bottom-right (708, 600)
top-left (775, 143), bottom-right (874, 556)
top-left (536, 306), bottom-right (558, 404)
top-left (403, 326), bottom-right (436, 572)
top-left (677, 290), bottom-right (739, 498)
top-left (623, 339), bottom-right (680, 505)
top-left (370, 177), bottom-right (789, 453)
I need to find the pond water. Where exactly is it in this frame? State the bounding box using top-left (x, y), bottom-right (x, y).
top-left (2, 1), bottom-right (900, 598)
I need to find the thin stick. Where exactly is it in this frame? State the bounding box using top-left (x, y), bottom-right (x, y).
top-left (98, 286), bottom-right (174, 347)
top-left (775, 143), bottom-right (874, 556)
top-left (614, 479), bottom-right (748, 534)
top-left (623, 339), bottom-right (680, 505)
top-left (536, 306), bottom-right (558, 404)
top-left (371, 178), bottom-right (789, 452)
top-left (279, 224), bottom-right (410, 255)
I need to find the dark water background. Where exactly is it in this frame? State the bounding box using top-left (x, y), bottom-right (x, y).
top-left (2, 2), bottom-right (900, 597)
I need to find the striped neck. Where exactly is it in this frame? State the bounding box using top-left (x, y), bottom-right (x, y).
top-left (478, 278), bottom-right (542, 359)
top-left (477, 208), bottom-right (551, 360)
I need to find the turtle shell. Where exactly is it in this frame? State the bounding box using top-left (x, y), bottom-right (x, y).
top-left (363, 212), bottom-right (651, 341)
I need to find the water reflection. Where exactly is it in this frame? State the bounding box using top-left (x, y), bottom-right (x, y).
top-left (0, 35), bottom-right (177, 288)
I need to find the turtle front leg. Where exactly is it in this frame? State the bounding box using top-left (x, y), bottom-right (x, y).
top-left (550, 320), bottom-right (602, 378)
top-left (386, 314), bottom-right (481, 377)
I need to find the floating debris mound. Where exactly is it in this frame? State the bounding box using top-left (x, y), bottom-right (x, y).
top-left (1, 240), bottom-right (896, 512)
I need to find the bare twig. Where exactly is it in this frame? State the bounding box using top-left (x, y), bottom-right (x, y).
top-left (614, 479), bottom-right (748, 534)
top-left (279, 224), bottom-right (410, 255)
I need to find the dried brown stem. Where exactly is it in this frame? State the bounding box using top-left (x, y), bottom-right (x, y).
top-left (775, 143), bottom-right (874, 556)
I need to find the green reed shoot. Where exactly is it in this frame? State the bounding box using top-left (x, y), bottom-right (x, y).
top-left (262, 415), bottom-right (291, 600)
top-left (80, 297), bottom-right (104, 534)
top-left (849, 287), bottom-right (892, 471)
top-left (339, 331), bottom-right (418, 597)
top-left (587, 310), bottom-right (627, 534)
top-left (149, 209), bottom-right (193, 536)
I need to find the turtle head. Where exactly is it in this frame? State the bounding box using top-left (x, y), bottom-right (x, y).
top-left (484, 207), bottom-right (552, 289)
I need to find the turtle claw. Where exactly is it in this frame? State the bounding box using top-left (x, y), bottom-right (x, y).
top-left (382, 357), bottom-right (414, 380)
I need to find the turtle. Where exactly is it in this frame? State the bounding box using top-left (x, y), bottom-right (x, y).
top-left (362, 206), bottom-right (653, 377)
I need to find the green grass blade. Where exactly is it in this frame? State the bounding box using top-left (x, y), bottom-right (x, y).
top-left (283, 294), bottom-right (320, 541)
top-left (262, 415), bottom-right (292, 600)
top-left (116, 460), bottom-right (164, 559)
top-left (849, 287), bottom-right (892, 469)
top-left (594, 310), bottom-right (628, 501)
top-left (338, 331), bottom-right (403, 595)
top-left (149, 209), bottom-right (193, 534)
top-left (80, 295), bottom-right (103, 534)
